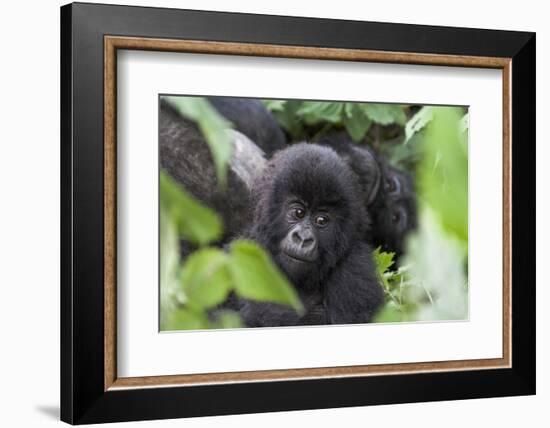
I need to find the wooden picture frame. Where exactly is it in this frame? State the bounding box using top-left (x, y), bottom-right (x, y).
top-left (61, 2), bottom-right (535, 424)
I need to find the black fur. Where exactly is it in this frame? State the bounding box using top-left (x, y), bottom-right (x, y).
top-left (317, 132), bottom-right (417, 257)
top-left (159, 100), bottom-right (254, 253)
top-left (208, 97), bottom-right (287, 157)
top-left (371, 159), bottom-right (418, 256)
top-left (238, 143), bottom-right (384, 327)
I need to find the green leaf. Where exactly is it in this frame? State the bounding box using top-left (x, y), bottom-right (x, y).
top-left (164, 96), bottom-right (233, 188)
top-left (342, 103), bottom-right (372, 141)
top-left (179, 248), bottom-right (231, 309)
top-left (266, 99), bottom-right (305, 140)
top-left (262, 99), bottom-right (287, 112)
top-left (419, 107), bottom-right (468, 247)
top-left (167, 308), bottom-right (210, 331)
top-left (211, 310), bottom-right (244, 329)
top-left (361, 103), bottom-right (407, 126)
top-left (374, 301), bottom-right (405, 323)
top-left (373, 247), bottom-right (395, 276)
top-left (228, 240), bottom-right (304, 313)
top-left (402, 210), bottom-right (468, 321)
top-left (160, 172), bottom-right (223, 246)
top-left (405, 106), bottom-right (433, 143)
top-left (380, 133), bottom-right (422, 170)
top-left (296, 101), bottom-right (344, 125)
top-left (459, 113), bottom-right (469, 135)
top-left (373, 247), bottom-right (396, 292)
top-left (159, 207), bottom-right (181, 329)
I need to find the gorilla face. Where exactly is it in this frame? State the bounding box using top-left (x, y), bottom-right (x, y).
top-left (278, 198), bottom-right (334, 278)
top-left (343, 142), bottom-right (417, 257)
top-left (383, 165), bottom-right (415, 200)
top-left (252, 143), bottom-right (365, 286)
top-left (374, 165), bottom-right (418, 256)
top-left (280, 201), bottom-right (321, 262)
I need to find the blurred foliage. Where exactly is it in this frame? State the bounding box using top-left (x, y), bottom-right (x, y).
top-left (264, 99), bottom-right (469, 323)
top-left (372, 106), bottom-right (469, 323)
top-left (263, 99), bottom-right (407, 142)
top-left (161, 95), bottom-right (469, 329)
top-left (160, 172), bottom-right (303, 331)
top-left (164, 96), bottom-right (233, 188)
top-left (420, 108), bottom-right (468, 250)
top-left (405, 106), bottom-right (433, 143)
top-left (160, 173), bottom-right (222, 246)
top-left (160, 98), bottom-right (302, 331)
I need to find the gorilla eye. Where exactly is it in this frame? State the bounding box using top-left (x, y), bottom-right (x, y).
top-left (384, 176), bottom-right (400, 194)
top-left (293, 207), bottom-right (306, 219)
top-left (314, 215), bottom-right (329, 227)
top-left (391, 211), bottom-right (401, 224)
top-left (385, 178), bottom-right (395, 193)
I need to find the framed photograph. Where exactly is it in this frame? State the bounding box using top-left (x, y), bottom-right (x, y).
top-left (60, 2), bottom-right (535, 424)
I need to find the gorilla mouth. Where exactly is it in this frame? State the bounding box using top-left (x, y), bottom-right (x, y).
top-left (281, 250), bottom-right (317, 263)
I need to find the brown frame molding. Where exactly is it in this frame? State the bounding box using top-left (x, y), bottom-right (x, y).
top-left (104, 35), bottom-right (512, 391)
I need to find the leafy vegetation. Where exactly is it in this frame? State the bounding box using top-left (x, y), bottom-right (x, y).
top-left (160, 98), bottom-right (302, 331)
top-left (161, 96), bottom-right (469, 330)
top-left (370, 107), bottom-right (469, 323)
top-left (262, 100), bottom-right (469, 323)
top-left (263, 99), bottom-right (407, 142)
top-left (164, 96), bottom-right (234, 188)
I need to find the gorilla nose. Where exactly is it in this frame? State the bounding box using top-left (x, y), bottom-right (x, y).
top-left (291, 229), bottom-right (316, 250)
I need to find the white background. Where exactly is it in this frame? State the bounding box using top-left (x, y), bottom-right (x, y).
top-left (118, 52), bottom-right (503, 377)
top-left (0, 0), bottom-right (546, 427)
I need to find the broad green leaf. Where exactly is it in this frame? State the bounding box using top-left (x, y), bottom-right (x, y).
top-left (296, 101), bottom-right (344, 125)
top-left (405, 106), bottom-right (433, 143)
top-left (361, 104), bottom-right (407, 126)
top-left (164, 96), bottom-right (233, 188)
top-left (381, 133), bottom-right (422, 170)
top-left (211, 310), bottom-right (244, 329)
top-left (402, 210), bottom-right (468, 321)
top-left (179, 248), bottom-right (231, 309)
top-left (166, 308), bottom-right (210, 331)
top-left (266, 99), bottom-right (304, 140)
top-left (262, 99), bottom-right (287, 112)
top-left (419, 107), bottom-right (468, 247)
top-left (459, 112), bottom-right (469, 135)
top-left (159, 207), bottom-right (181, 330)
top-left (160, 172), bottom-right (223, 246)
top-left (229, 240), bottom-right (304, 312)
top-left (342, 103), bottom-right (372, 141)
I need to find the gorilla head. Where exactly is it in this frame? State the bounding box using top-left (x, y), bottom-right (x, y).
top-left (240, 143), bottom-right (383, 327)
top-left (371, 160), bottom-right (418, 256)
top-left (251, 143), bottom-right (365, 285)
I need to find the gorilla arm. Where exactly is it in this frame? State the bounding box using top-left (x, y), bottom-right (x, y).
top-left (239, 301), bottom-right (304, 328)
top-left (239, 288), bottom-right (326, 327)
top-left (324, 242), bottom-right (384, 324)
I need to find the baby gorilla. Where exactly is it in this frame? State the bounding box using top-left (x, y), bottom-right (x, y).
top-left (239, 143), bottom-right (384, 327)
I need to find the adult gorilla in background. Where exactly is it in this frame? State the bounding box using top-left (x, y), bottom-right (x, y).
top-left (239, 144), bottom-right (384, 327)
top-left (371, 159), bottom-right (417, 256)
top-left (207, 96), bottom-right (287, 157)
top-left (317, 133), bottom-right (417, 257)
top-left (160, 99), bottom-right (265, 256)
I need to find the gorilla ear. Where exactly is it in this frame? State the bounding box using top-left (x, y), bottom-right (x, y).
top-left (351, 146), bottom-right (381, 205)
